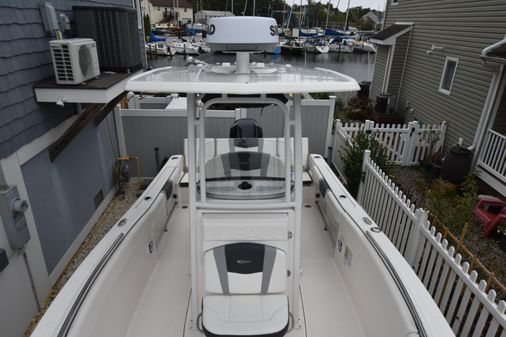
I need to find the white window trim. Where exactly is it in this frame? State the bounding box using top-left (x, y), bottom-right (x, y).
top-left (439, 56), bottom-right (459, 95)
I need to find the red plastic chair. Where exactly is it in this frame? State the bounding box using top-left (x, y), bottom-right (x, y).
top-left (474, 195), bottom-right (506, 238)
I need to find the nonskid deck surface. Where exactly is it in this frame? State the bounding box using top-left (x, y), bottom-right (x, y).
top-left (125, 204), bottom-right (364, 337)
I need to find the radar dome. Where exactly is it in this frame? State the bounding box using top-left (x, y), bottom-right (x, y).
top-left (206, 17), bottom-right (279, 52)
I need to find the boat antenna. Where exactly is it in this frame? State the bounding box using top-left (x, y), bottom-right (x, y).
top-left (253, 0), bottom-right (256, 16)
top-left (243, 0), bottom-right (248, 15)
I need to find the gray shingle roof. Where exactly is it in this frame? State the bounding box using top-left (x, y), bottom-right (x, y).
top-left (372, 24), bottom-right (412, 41)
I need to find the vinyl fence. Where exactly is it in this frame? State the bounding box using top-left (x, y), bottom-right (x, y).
top-left (332, 119), bottom-right (447, 170)
top-left (117, 95), bottom-right (336, 176)
top-left (357, 151), bottom-right (506, 337)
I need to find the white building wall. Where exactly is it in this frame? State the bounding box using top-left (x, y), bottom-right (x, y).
top-left (143, 1), bottom-right (193, 24)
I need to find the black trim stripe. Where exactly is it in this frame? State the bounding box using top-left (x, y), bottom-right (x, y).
top-left (58, 233), bottom-right (125, 337)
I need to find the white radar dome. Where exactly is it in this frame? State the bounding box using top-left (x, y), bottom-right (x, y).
top-left (206, 16), bottom-right (279, 52)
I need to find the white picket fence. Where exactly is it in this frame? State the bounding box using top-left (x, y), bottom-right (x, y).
top-left (333, 119), bottom-right (447, 167)
top-left (357, 150), bottom-right (506, 337)
top-left (478, 129), bottom-right (506, 184)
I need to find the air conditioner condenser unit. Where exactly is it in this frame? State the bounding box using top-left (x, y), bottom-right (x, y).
top-left (50, 38), bottom-right (100, 85)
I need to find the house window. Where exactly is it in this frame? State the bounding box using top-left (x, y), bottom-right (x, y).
top-left (439, 57), bottom-right (458, 95)
top-left (184, 8), bottom-right (187, 12)
top-left (391, 0), bottom-right (399, 5)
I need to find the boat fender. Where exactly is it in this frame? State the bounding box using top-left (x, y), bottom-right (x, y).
top-left (318, 178), bottom-right (330, 197)
top-left (161, 180), bottom-right (173, 199)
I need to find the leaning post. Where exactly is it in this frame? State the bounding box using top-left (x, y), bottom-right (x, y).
top-left (356, 149), bottom-right (371, 205)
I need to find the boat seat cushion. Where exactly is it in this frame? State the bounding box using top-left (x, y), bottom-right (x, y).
top-left (205, 243), bottom-right (286, 294)
top-left (203, 294), bottom-right (289, 337)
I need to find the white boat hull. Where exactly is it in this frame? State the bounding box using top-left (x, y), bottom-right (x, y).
top-left (31, 153), bottom-right (454, 337)
top-left (353, 42), bottom-right (377, 53)
top-left (171, 43), bottom-right (200, 55)
top-left (329, 44), bottom-right (354, 53)
top-left (146, 43), bottom-right (176, 56)
top-left (305, 45), bottom-right (329, 54)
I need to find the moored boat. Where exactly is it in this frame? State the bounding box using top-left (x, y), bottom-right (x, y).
top-left (280, 38), bottom-right (305, 55)
top-left (146, 41), bottom-right (176, 56)
top-left (169, 41), bottom-right (200, 55)
top-left (328, 38), bottom-right (355, 53)
top-left (31, 17), bottom-right (454, 337)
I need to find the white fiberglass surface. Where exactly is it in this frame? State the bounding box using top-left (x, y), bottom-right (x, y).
top-left (125, 204), bottom-right (364, 337)
top-left (125, 65), bottom-right (360, 94)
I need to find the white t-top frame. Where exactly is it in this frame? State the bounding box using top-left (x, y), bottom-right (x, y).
top-left (125, 65), bottom-right (359, 330)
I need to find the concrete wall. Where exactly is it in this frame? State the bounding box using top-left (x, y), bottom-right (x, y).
top-left (374, 0), bottom-right (506, 148)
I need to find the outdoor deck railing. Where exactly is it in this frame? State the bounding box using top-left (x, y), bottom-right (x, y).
top-left (357, 151), bottom-right (506, 337)
top-left (332, 119), bottom-right (447, 168)
top-left (478, 129), bottom-right (506, 184)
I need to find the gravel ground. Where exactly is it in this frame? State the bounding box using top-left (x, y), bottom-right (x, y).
top-left (389, 166), bottom-right (430, 208)
top-left (389, 166), bottom-right (506, 299)
top-left (25, 182), bottom-right (139, 336)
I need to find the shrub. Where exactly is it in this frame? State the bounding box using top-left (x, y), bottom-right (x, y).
top-left (342, 97), bottom-right (374, 122)
top-left (423, 173), bottom-right (478, 233)
top-left (341, 130), bottom-right (391, 197)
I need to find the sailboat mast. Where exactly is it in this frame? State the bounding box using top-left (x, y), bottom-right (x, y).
top-left (344, 0), bottom-right (351, 30)
top-left (325, 0), bottom-right (330, 29)
top-left (286, 0), bottom-right (293, 28)
top-left (299, 0), bottom-right (303, 27)
top-left (282, 1), bottom-right (286, 27)
top-left (231, 0), bottom-right (234, 14)
top-left (253, 0), bottom-right (256, 16)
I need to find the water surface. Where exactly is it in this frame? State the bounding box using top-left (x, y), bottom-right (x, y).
top-left (149, 52), bottom-right (375, 82)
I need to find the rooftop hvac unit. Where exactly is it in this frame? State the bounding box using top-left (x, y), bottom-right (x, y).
top-left (50, 38), bottom-right (100, 85)
top-left (74, 6), bottom-right (142, 72)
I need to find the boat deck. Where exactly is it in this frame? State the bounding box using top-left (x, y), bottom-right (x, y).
top-left (125, 203), bottom-right (365, 337)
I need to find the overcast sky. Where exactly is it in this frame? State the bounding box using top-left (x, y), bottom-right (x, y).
top-left (287, 0), bottom-right (386, 11)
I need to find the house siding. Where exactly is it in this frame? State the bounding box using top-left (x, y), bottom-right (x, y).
top-left (371, 44), bottom-right (389, 100)
top-left (0, 0), bottom-right (144, 160)
top-left (387, 32), bottom-right (410, 110)
top-left (376, 0), bottom-right (506, 147)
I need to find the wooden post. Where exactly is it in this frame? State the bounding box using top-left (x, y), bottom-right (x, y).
top-left (460, 223), bottom-right (469, 245)
top-left (405, 208), bottom-right (428, 268)
top-left (486, 272), bottom-right (495, 292)
top-left (356, 150), bottom-right (371, 205)
top-left (469, 254), bottom-right (476, 272)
